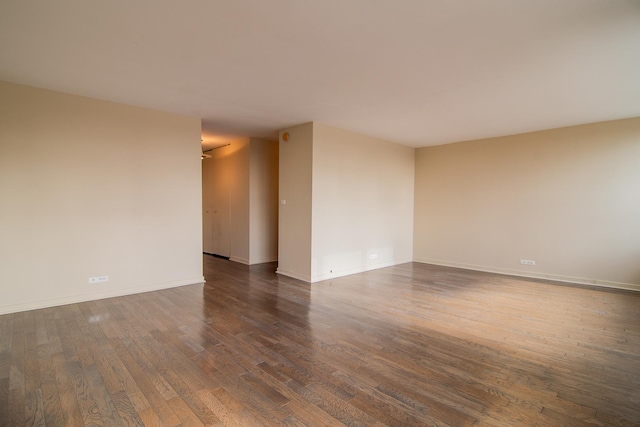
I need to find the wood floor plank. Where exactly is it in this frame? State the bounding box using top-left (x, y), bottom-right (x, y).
top-left (7, 387), bottom-right (25, 426)
top-left (36, 340), bottom-right (64, 427)
top-left (9, 312), bottom-right (25, 391)
top-left (201, 352), bottom-right (292, 425)
top-left (210, 386), bottom-right (271, 426)
top-left (22, 312), bottom-right (40, 395)
top-left (24, 388), bottom-right (45, 427)
top-left (119, 336), bottom-right (178, 402)
top-left (239, 371), bottom-right (290, 406)
top-left (234, 357), bottom-right (357, 426)
top-left (282, 399), bottom-right (348, 426)
top-left (0, 378), bottom-right (9, 427)
top-left (131, 336), bottom-right (221, 426)
top-left (107, 389), bottom-right (145, 427)
top-left (166, 395), bottom-right (207, 427)
top-left (296, 381), bottom-right (379, 426)
top-left (51, 355), bottom-right (84, 426)
top-left (196, 388), bottom-right (245, 427)
top-left (67, 361), bottom-right (106, 426)
top-left (1, 256), bottom-right (639, 425)
top-left (136, 406), bottom-right (164, 427)
top-left (112, 337), bottom-right (182, 427)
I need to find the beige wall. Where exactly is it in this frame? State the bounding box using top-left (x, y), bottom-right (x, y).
top-left (277, 123), bottom-right (314, 281)
top-left (311, 123), bottom-right (414, 281)
top-left (0, 81), bottom-right (203, 314)
top-left (414, 117), bottom-right (640, 290)
top-left (277, 122), bottom-right (414, 282)
top-left (228, 140), bottom-right (251, 264)
top-left (249, 138), bottom-right (279, 264)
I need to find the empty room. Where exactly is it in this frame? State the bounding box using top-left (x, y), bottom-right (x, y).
top-left (1, 1), bottom-right (639, 426)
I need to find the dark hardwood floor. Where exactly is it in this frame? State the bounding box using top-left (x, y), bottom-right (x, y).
top-left (1, 256), bottom-right (640, 426)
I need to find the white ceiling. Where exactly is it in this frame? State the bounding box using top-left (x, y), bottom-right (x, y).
top-left (1, 1), bottom-right (639, 149)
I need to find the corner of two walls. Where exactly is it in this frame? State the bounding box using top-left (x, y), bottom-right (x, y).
top-left (277, 122), bottom-right (415, 283)
top-left (279, 118), bottom-right (640, 290)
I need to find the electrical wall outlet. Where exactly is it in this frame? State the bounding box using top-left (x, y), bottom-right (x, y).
top-left (89, 276), bottom-right (109, 283)
top-left (520, 259), bottom-right (536, 266)
top-left (369, 253), bottom-right (378, 260)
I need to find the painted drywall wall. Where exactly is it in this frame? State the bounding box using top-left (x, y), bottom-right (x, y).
top-left (202, 138), bottom-right (250, 263)
top-left (228, 140), bottom-right (251, 264)
top-left (414, 117), bottom-right (640, 290)
top-left (276, 122), bottom-right (414, 283)
top-left (249, 138), bottom-right (279, 264)
top-left (0, 81), bottom-right (203, 315)
top-left (277, 123), bottom-right (313, 281)
top-left (311, 123), bottom-right (414, 281)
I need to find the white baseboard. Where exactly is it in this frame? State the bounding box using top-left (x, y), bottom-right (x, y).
top-left (230, 256), bottom-right (278, 265)
top-left (311, 257), bottom-right (414, 283)
top-left (0, 276), bottom-right (205, 315)
top-left (275, 268), bottom-right (311, 283)
top-left (249, 257), bottom-right (278, 265)
top-left (229, 256), bottom-right (250, 265)
top-left (413, 258), bottom-right (640, 292)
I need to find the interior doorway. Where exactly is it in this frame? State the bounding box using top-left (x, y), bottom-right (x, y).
top-left (202, 157), bottom-right (231, 257)
top-left (201, 138), bottom-right (279, 265)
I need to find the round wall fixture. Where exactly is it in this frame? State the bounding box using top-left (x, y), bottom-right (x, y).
top-left (282, 132), bottom-right (290, 141)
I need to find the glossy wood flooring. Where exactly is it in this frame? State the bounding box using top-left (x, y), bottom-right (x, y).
top-left (2, 257), bottom-right (640, 426)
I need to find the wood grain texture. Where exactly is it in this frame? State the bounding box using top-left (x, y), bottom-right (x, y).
top-left (1, 256), bottom-right (639, 426)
